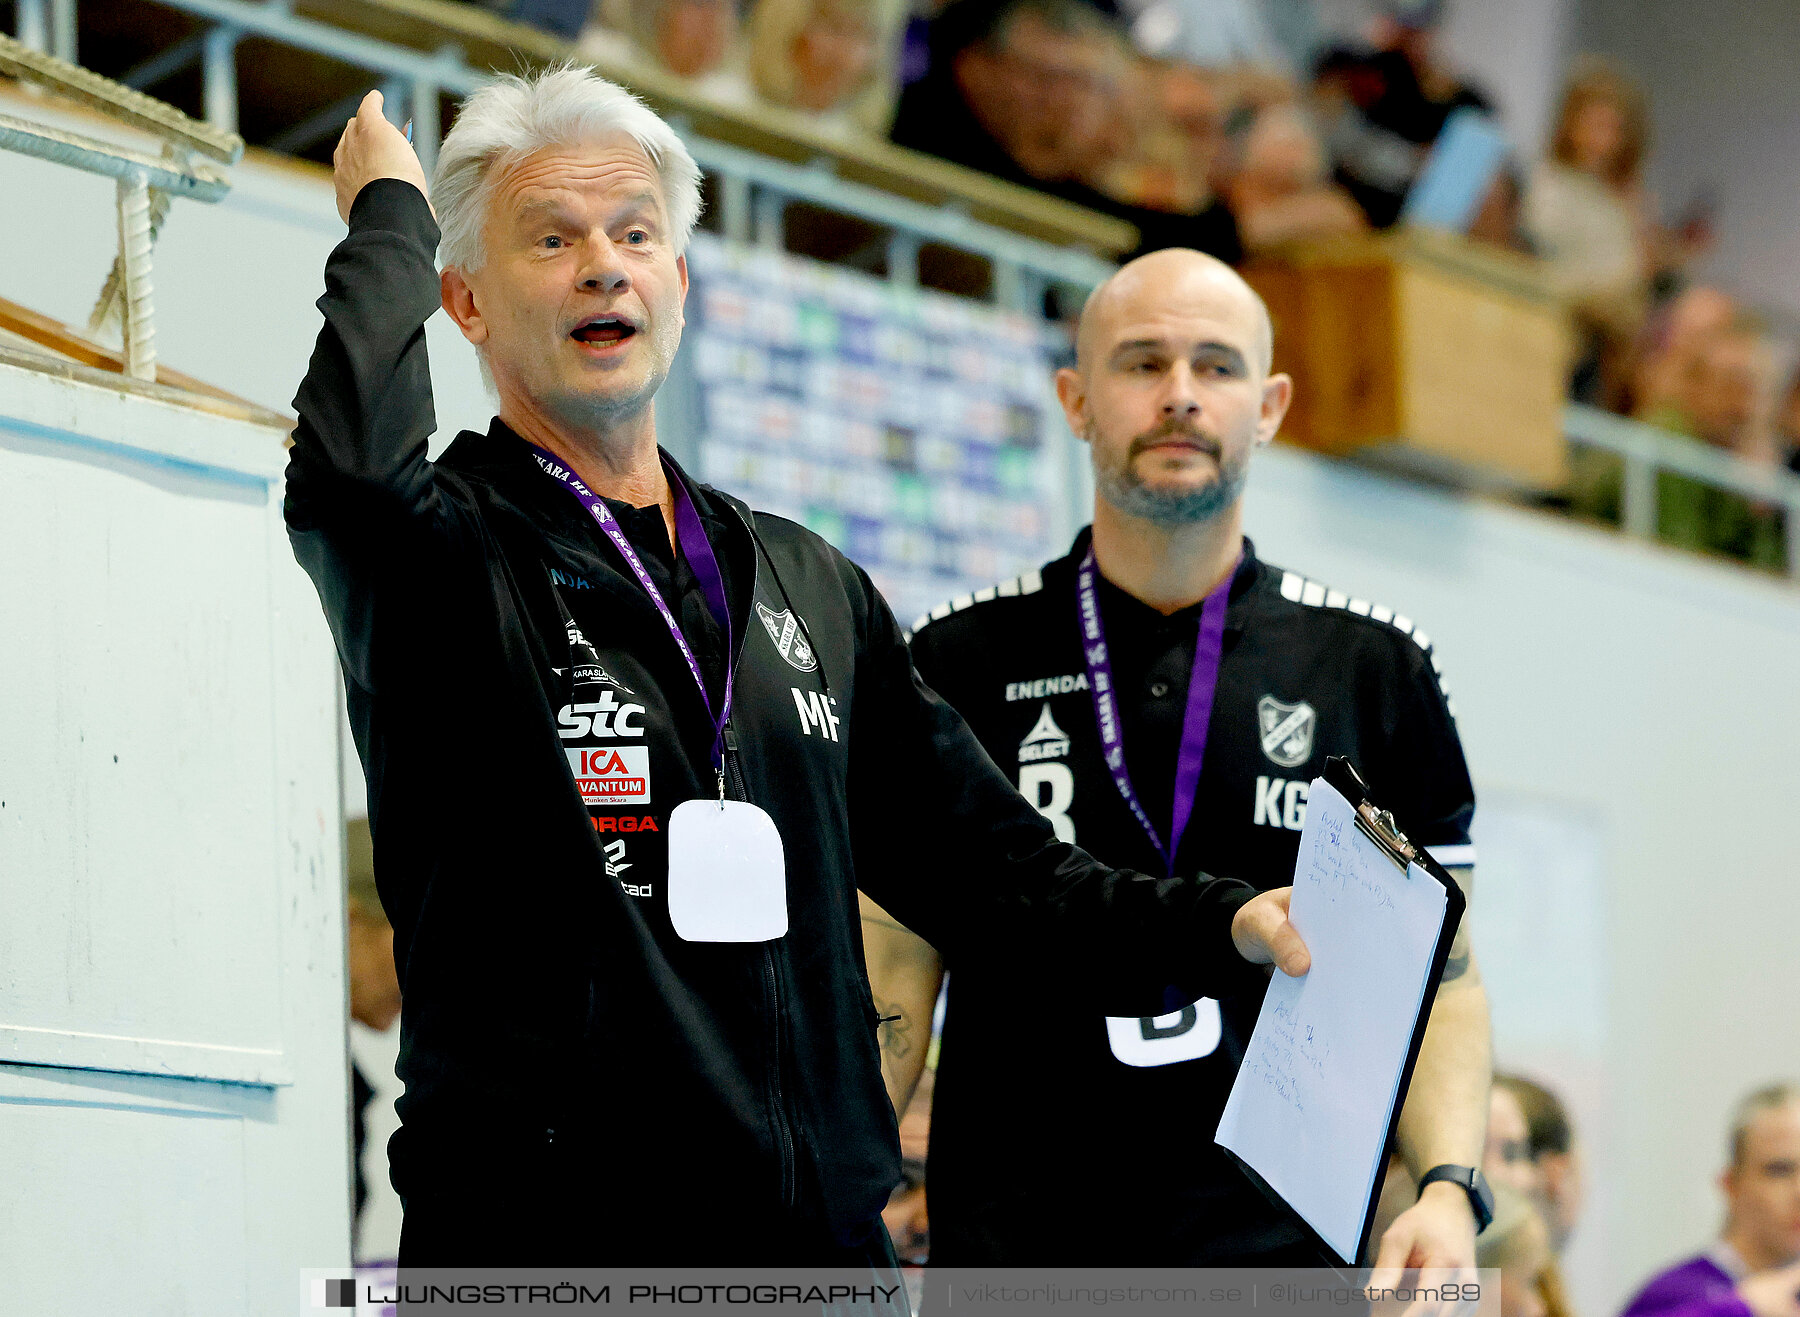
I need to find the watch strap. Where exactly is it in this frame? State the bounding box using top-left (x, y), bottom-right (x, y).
top-left (1418, 1163), bottom-right (1496, 1232)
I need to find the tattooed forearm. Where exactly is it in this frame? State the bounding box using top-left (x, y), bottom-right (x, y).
top-left (874, 996), bottom-right (914, 1060)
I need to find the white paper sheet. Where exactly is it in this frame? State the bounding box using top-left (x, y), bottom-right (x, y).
top-left (1214, 776), bottom-right (1450, 1262)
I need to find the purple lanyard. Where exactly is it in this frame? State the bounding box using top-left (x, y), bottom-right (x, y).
top-left (1075, 546), bottom-right (1238, 876)
top-left (527, 444), bottom-right (735, 785)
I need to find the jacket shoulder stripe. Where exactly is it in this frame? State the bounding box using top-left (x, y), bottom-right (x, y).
top-left (1274, 568), bottom-right (1457, 716)
top-left (909, 568), bottom-right (1044, 637)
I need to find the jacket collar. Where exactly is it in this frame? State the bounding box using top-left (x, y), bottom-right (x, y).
top-left (1054, 525), bottom-right (1263, 633)
top-left (439, 418), bottom-right (752, 532)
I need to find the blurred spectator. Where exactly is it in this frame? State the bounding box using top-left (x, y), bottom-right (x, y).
top-left (1572, 313), bottom-right (1788, 573)
top-left (346, 819), bottom-right (400, 1229)
top-left (1491, 1074), bottom-right (1585, 1255)
top-left (1092, 58), bottom-right (1225, 216)
top-left (1479, 1186), bottom-right (1557, 1317)
top-left (889, 0), bottom-right (1240, 262)
top-left (595, 0), bottom-right (744, 83)
top-left (1523, 60), bottom-right (1653, 407)
top-left (1225, 104), bottom-right (1366, 253)
top-left (1619, 1083), bottom-right (1800, 1317)
top-left (1633, 287), bottom-right (1740, 420)
top-left (890, 0), bottom-right (1124, 192)
top-left (1311, 0), bottom-right (1492, 228)
top-left (1488, 1079), bottom-right (1538, 1198)
top-left (747, 0), bottom-right (908, 133)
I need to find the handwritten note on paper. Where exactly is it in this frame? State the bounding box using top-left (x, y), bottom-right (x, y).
top-left (1214, 776), bottom-right (1450, 1263)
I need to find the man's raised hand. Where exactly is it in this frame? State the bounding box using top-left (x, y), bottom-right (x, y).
top-left (1231, 886), bottom-right (1311, 977)
top-left (332, 89), bottom-right (432, 224)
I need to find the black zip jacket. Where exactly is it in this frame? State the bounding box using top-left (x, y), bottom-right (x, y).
top-left (285, 179), bottom-right (1266, 1262)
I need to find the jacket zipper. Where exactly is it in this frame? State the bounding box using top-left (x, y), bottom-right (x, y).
top-left (725, 722), bottom-right (799, 1215)
top-left (716, 506), bottom-right (800, 1215)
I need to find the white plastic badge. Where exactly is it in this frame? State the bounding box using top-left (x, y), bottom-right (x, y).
top-left (666, 799), bottom-right (788, 942)
top-left (1104, 996), bottom-right (1224, 1067)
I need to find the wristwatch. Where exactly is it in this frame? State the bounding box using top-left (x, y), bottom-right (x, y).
top-left (1417, 1164), bottom-right (1496, 1232)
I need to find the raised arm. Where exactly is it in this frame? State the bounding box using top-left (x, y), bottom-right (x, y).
top-left (285, 92), bottom-right (473, 692)
top-left (844, 562), bottom-right (1306, 1015)
top-left (288, 91), bottom-right (440, 512)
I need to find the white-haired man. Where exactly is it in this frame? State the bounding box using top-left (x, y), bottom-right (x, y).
top-left (876, 248), bottom-right (1492, 1268)
top-left (287, 72), bottom-right (1307, 1266)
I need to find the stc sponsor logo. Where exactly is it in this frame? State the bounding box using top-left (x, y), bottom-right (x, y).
top-left (1017, 703), bottom-right (1070, 763)
top-left (1004, 673), bottom-right (1089, 702)
top-left (1254, 775), bottom-right (1309, 831)
top-left (589, 815), bottom-right (658, 833)
top-left (791, 687), bottom-right (841, 741)
top-left (556, 689), bottom-right (646, 739)
top-left (568, 746), bottom-right (651, 805)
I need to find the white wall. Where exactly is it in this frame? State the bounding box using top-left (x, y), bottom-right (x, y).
top-left (1575, 0), bottom-right (1800, 321)
top-left (1243, 443), bottom-right (1800, 1317)
top-left (0, 360), bottom-right (351, 1314)
top-left (1439, 0), bottom-right (1576, 160)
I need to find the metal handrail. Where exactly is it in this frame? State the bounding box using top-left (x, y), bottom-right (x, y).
top-left (1564, 404), bottom-right (1800, 578)
top-left (0, 31), bottom-right (238, 380)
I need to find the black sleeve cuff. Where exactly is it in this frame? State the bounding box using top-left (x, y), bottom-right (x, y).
top-left (348, 177), bottom-right (440, 248)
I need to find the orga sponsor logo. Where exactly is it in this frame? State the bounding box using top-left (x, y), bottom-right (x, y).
top-left (589, 815), bottom-right (659, 833)
top-left (567, 746), bottom-right (651, 805)
top-left (556, 689), bottom-right (646, 739)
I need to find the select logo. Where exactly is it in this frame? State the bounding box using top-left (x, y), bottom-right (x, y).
top-left (567, 746), bottom-right (651, 805)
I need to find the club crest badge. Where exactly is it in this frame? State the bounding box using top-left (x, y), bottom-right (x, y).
top-left (756, 603), bottom-right (818, 672)
top-left (1257, 696), bottom-right (1317, 768)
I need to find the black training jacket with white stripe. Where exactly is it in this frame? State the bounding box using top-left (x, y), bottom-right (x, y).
top-left (283, 179), bottom-right (1268, 1263)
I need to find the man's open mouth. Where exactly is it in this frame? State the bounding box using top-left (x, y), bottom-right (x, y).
top-left (571, 317), bottom-right (637, 345)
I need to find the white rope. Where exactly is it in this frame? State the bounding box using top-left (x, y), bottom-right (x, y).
top-left (116, 169), bottom-right (156, 381)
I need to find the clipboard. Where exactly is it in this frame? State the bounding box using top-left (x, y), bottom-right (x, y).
top-left (1217, 756), bottom-right (1468, 1268)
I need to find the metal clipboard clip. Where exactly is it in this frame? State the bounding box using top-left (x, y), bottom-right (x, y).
top-left (1325, 756), bottom-right (1417, 873)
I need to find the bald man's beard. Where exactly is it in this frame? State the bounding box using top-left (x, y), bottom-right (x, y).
top-left (1088, 418), bottom-right (1248, 526)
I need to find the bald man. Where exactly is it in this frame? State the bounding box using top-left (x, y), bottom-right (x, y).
top-left (868, 249), bottom-right (1492, 1266)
